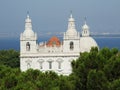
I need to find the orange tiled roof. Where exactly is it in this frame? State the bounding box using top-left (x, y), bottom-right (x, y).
top-left (46, 36), bottom-right (61, 47)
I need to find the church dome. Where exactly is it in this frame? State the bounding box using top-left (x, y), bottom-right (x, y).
top-left (80, 37), bottom-right (98, 52)
top-left (46, 36), bottom-right (61, 47)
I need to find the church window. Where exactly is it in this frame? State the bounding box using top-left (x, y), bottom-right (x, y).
top-left (58, 62), bottom-right (61, 69)
top-left (57, 59), bottom-right (63, 70)
top-left (26, 60), bottom-right (32, 69)
top-left (38, 59), bottom-right (44, 70)
top-left (84, 30), bottom-right (86, 34)
top-left (48, 61), bottom-right (52, 69)
top-left (70, 42), bottom-right (74, 50)
top-left (39, 62), bottom-right (43, 69)
top-left (26, 42), bottom-right (30, 51)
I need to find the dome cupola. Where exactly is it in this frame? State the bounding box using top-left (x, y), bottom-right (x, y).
top-left (82, 22), bottom-right (89, 30)
top-left (82, 18), bottom-right (90, 37)
top-left (46, 36), bottom-right (61, 47)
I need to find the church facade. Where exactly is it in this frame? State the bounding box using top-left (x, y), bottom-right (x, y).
top-left (20, 13), bottom-right (98, 75)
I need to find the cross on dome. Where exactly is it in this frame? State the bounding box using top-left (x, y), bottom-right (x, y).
top-left (70, 11), bottom-right (73, 18)
top-left (27, 11), bottom-right (30, 19)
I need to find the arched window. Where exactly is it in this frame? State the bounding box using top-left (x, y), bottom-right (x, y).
top-left (38, 59), bottom-right (44, 70)
top-left (57, 59), bottom-right (63, 70)
top-left (58, 62), bottom-right (61, 69)
top-left (48, 61), bottom-right (52, 69)
top-left (47, 59), bottom-right (53, 69)
top-left (26, 42), bottom-right (30, 51)
top-left (86, 30), bottom-right (87, 34)
top-left (39, 62), bottom-right (43, 69)
top-left (26, 60), bottom-right (32, 70)
top-left (70, 42), bottom-right (74, 50)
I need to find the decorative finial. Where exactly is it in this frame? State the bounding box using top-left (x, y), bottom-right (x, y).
top-left (70, 10), bottom-right (73, 18)
top-left (27, 11), bottom-right (30, 18)
top-left (84, 17), bottom-right (87, 24)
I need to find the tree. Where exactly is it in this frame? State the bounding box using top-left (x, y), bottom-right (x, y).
top-left (0, 49), bottom-right (19, 68)
top-left (71, 47), bottom-right (120, 90)
top-left (87, 70), bottom-right (108, 90)
top-left (110, 79), bottom-right (120, 90)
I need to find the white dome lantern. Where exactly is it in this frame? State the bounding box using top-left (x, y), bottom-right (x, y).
top-left (82, 19), bottom-right (90, 37)
top-left (82, 23), bottom-right (89, 30)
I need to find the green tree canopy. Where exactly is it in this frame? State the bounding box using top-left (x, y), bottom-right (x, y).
top-left (71, 47), bottom-right (120, 90)
top-left (0, 49), bottom-right (19, 68)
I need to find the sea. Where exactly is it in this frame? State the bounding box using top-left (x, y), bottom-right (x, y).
top-left (0, 36), bottom-right (120, 51)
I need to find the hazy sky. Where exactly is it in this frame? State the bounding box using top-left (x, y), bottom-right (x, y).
top-left (0, 0), bottom-right (120, 38)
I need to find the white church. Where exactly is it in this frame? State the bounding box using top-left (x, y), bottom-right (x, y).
top-left (20, 13), bottom-right (98, 75)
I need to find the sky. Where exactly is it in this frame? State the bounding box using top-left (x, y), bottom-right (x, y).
top-left (0, 0), bottom-right (120, 38)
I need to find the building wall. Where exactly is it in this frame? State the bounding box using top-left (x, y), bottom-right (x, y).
top-left (20, 55), bottom-right (78, 75)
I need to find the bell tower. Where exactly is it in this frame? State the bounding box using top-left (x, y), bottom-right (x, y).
top-left (63, 13), bottom-right (80, 53)
top-left (20, 13), bottom-right (37, 54)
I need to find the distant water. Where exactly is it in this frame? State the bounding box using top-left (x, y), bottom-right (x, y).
top-left (0, 38), bottom-right (20, 50)
top-left (94, 37), bottom-right (120, 49)
top-left (0, 37), bottom-right (120, 50)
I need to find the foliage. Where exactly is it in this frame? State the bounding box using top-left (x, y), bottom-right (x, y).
top-left (0, 49), bottom-right (19, 68)
top-left (0, 66), bottom-right (75, 90)
top-left (71, 47), bottom-right (120, 90)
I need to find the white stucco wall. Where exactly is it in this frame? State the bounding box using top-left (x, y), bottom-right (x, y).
top-left (20, 54), bottom-right (79, 75)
